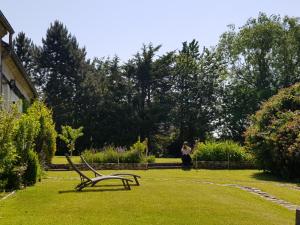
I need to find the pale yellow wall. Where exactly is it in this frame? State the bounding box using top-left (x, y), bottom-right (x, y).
top-left (2, 56), bottom-right (34, 101)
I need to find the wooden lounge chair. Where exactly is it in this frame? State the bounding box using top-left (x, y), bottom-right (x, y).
top-left (65, 154), bottom-right (133, 191)
top-left (80, 155), bottom-right (141, 185)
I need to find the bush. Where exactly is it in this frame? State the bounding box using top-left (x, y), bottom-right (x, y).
top-left (82, 140), bottom-right (154, 163)
top-left (26, 101), bottom-right (57, 164)
top-left (0, 102), bottom-right (19, 190)
top-left (1, 167), bottom-right (24, 191)
top-left (23, 150), bottom-right (41, 186)
top-left (192, 141), bottom-right (252, 162)
top-left (129, 138), bottom-right (147, 154)
top-left (14, 114), bottom-right (40, 163)
top-left (144, 155), bottom-right (156, 163)
top-left (0, 100), bottom-right (55, 191)
top-left (245, 83), bottom-right (300, 178)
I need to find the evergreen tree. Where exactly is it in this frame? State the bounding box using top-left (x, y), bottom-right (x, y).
top-left (171, 40), bottom-right (223, 153)
top-left (38, 21), bottom-right (87, 130)
top-left (13, 32), bottom-right (40, 86)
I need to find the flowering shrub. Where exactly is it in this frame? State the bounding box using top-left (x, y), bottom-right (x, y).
top-left (245, 83), bottom-right (300, 178)
top-left (82, 139), bottom-right (154, 163)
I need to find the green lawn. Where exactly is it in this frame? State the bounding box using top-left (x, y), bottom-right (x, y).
top-left (51, 156), bottom-right (181, 164)
top-left (154, 158), bottom-right (181, 163)
top-left (0, 169), bottom-right (297, 225)
top-left (52, 156), bottom-right (81, 164)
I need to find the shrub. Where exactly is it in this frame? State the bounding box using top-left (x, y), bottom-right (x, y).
top-left (129, 138), bottom-right (147, 154)
top-left (82, 140), bottom-right (154, 163)
top-left (0, 100), bottom-right (55, 191)
top-left (144, 155), bottom-right (156, 163)
top-left (26, 101), bottom-right (57, 164)
top-left (245, 83), bottom-right (300, 178)
top-left (192, 141), bottom-right (252, 162)
top-left (1, 167), bottom-right (24, 191)
top-left (23, 150), bottom-right (41, 186)
top-left (0, 102), bottom-right (19, 190)
top-left (58, 125), bottom-right (83, 157)
top-left (122, 150), bottom-right (143, 163)
top-left (14, 114), bottom-right (40, 163)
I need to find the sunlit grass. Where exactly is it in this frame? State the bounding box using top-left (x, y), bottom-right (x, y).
top-left (0, 169), bottom-right (297, 225)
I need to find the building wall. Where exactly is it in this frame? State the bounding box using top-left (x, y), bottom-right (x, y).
top-left (0, 13), bottom-right (36, 111)
top-left (1, 52), bottom-right (36, 111)
top-left (2, 57), bottom-right (34, 100)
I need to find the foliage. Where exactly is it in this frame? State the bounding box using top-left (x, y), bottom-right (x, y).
top-left (82, 139), bottom-right (152, 163)
top-left (192, 141), bottom-right (253, 162)
top-left (38, 21), bottom-right (87, 133)
top-left (0, 102), bottom-right (19, 190)
top-left (26, 101), bottom-right (57, 164)
top-left (14, 113), bottom-right (40, 164)
top-left (172, 40), bottom-right (224, 148)
top-left (15, 13), bottom-right (300, 155)
top-left (245, 83), bottom-right (300, 178)
top-left (22, 150), bottom-right (41, 186)
top-left (58, 125), bottom-right (83, 156)
top-left (144, 155), bottom-right (155, 163)
top-left (13, 32), bottom-right (40, 86)
top-left (129, 138), bottom-right (147, 154)
top-left (0, 100), bottom-right (55, 190)
top-left (218, 13), bottom-right (300, 141)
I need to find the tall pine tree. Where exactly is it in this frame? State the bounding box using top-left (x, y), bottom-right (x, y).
top-left (38, 21), bottom-right (87, 129)
top-left (13, 32), bottom-right (40, 86)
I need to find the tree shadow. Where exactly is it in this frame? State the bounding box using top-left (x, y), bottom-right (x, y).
top-left (58, 188), bottom-right (129, 194)
top-left (181, 166), bottom-right (192, 171)
top-left (251, 171), bottom-right (300, 186)
top-left (58, 184), bottom-right (133, 193)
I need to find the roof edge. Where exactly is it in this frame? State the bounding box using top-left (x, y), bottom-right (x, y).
top-left (0, 11), bottom-right (15, 34)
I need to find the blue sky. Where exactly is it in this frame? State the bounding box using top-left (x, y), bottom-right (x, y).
top-left (2, 0), bottom-right (300, 61)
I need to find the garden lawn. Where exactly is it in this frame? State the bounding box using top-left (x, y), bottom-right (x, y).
top-left (52, 156), bottom-right (81, 164)
top-left (0, 170), bottom-right (297, 225)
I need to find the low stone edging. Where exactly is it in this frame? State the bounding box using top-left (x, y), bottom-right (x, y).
top-left (46, 161), bottom-right (256, 171)
top-left (47, 163), bottom-right (149, 171)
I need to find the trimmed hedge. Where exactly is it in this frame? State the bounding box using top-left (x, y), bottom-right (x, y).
top-left (245, 83), bottom-right (300, 178)
top-left (192, 141), bottom-right (253, 162)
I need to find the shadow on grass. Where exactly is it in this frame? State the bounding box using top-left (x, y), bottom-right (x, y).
top-left (181, 167), bottom-right (192, 171)
top-left (58, 187), bottom-right (129, 194)
top-left (252, 171), bottom-right (300, 185)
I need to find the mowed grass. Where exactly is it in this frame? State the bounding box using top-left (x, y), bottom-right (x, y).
top-left (0, 170), bottom-right (298, 225)
top-left (51, 156), bottom-right (181, 164)
top-left (52, 156), bottom-right (81, 164)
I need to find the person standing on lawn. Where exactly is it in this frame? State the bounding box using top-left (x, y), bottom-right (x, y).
top-left (181, 141), bottom-right (192, 167)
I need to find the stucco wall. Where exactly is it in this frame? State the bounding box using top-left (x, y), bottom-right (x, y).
top-left (2, 56), bottom-right (34, 102)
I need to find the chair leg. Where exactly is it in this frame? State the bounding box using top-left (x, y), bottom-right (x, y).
top-left (134, 176), bottom-right (140, 186)
top-left (126, 180), bottom-right (131, 190)
top-left (122, 180), bottom-right (126, 189)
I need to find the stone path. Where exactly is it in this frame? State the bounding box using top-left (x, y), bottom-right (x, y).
top-left (144, 177), bottom-right (300, 211)
top-left (228, 184), bottom-right (300, 211)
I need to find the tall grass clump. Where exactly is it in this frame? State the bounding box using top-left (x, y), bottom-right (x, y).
top-left (82, 139), bottom-right (155, 163)
top-left (192, 141), bottom-right (253, 162)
